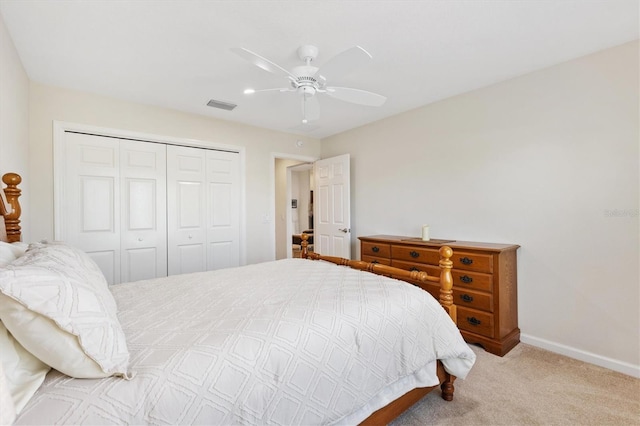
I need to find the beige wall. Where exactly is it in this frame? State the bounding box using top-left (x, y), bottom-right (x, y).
top-left (322, 41), bottom-right (640, 375)
top-left (0, 12), bottom-right (29, 240)
top-left (5, 6), bottom-right (638, 374)
top-left (28, 83), bottom-right (321, 265)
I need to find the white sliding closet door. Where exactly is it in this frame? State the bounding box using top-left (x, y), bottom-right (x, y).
top-left (120, 140), bottom-right (167, 283)
top-left (167, 146), bottom-right (240, 275)
top-left (206, 150), bottom-right (240, 270)
top-left (64, 133), bottom-right (121, 284)
top-left (63, 133), bottom-right (167, 284)
top-left (167, 145), bottom-right (207, 275)
top-left (57, 127), bottom-right (242, 283)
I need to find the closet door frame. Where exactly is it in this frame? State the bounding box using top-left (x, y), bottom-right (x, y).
top-left (53, 121), bottom-right (247, 267)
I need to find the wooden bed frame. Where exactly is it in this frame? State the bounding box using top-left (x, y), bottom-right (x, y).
top-left (0, 172), bottom-right (21, 243)
top-left (299, 234), bottom-right (459, 424)
top-left (0, 172), bottom-right (458, 425)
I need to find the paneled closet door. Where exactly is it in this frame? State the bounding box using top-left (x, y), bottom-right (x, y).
top-left (206, 150), bottom-right (240, 270)
top-left (167, 145), bottom-right (207, 275)
top-left (64, 133), bottom-right (121, 284)
top-left (63, 133), bottom-right (168, 284)
top-left (120, 140), bottom-right (167, 283)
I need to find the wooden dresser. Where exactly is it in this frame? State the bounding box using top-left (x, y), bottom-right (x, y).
top-left (359, 235), bottom-right (520, 356)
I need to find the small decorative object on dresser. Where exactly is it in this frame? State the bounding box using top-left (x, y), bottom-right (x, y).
top-left (359, 235), bottom-right (520, 356)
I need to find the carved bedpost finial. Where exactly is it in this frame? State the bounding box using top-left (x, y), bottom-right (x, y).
top-left (439, 246), bottom-right (456, 323)
top-left (2, 173), bottom-right (22, 242)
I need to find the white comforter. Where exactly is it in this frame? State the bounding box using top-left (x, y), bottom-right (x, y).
top-left (15, 258), bottom-right (475, 425)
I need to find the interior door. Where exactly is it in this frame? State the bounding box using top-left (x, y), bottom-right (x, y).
top-left (166, 145), bottom-right (207, 275)
top-left (205, 149), bottom-right (240, 270)
top-left (62, 133), bottom-right (169, 285)
top-left (314, 154), bottom-right (351, 258)
top-left (120, 140), bottom-right (167, 283)
top-left (64, 133), bottom-right (121, 284)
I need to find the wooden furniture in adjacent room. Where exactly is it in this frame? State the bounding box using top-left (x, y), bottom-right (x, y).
top-left (359, 235), bottom-right (520, 356)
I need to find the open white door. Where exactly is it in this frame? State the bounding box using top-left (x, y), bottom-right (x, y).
top-left (314, 154), bottom-right (351, 258)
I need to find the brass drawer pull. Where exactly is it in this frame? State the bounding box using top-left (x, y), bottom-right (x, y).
top-left (467, 316), bottom-right (482, 326)
top-left (460, 257), bottom-right (473, 265)
top-left (372, 246), bottom-right (380, 253)
top-left (460, 294), bottom-right (474, 303)
top-left (409, 250), bottom-right (420, 258)
top-left (460, 275), bottom-right (473, 284)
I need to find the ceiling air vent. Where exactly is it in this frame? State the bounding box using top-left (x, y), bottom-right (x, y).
top-left (207, 99), bottom-right (237, 111)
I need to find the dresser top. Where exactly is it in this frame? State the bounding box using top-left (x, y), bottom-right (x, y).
top-left (358, 235), bottom-right (520, 252)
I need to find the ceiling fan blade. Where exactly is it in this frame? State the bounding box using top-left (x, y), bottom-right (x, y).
top-left (231, 47), bottom-right (296, 80)
top-left (301, 95), bottom-right (320, 122)
top-left (325, 87), bottom-right (387, 107)
top-left (244, 87), bottom-right (293, 94)
top-left (315, 46), bottom-right (372, 81)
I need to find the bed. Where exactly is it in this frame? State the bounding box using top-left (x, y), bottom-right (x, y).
top-left (0, 172), bottom-right (475, 425)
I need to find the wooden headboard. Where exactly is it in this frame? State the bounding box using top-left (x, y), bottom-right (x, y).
top-left (0, 172), bottom-right (22, 243)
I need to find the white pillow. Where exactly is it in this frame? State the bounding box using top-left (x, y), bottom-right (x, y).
top-left (0, 241), bottom-right (28, 267)
top-left (0, 241), bottom-right (131, 379)
top-left (0, 355), bottom-right (17, 426)
top-left (0, 321), bottom-right (50, 414)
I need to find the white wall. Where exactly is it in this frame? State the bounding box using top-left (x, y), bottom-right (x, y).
top-left (321, 41), bottom-right (639, 376)
top-left (0, 12), bottom-right (29, 240)
top-left (28, 82), bottom-right (321, 265)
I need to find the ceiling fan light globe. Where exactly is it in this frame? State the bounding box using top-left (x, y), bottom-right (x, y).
top-left (297, 86), bottom-right (316, 96)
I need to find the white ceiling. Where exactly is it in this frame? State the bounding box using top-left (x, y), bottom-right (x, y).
top-left (1, 1), bottom-right (638, 139)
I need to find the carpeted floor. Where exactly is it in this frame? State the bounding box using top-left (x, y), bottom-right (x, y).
top-left (390, 343), bottom-right (640, 426)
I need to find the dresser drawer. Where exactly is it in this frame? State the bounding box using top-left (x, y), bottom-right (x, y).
top-left (361, 255), bottom-right (391, 266)
top-left (452, 251), bottom-right (493, 273)
top-left (391, 260), bottom-right (441, 277)
top-left (453, 288), bottom-right (493, 312)
top-left (391, 245), bottom-right (440, 265)
top-left (362, 242), bottom-right (391, 258)
top-left (457, 307), bottom-right (494, 338)
top-left (452, 270), bottom-right (493, 293)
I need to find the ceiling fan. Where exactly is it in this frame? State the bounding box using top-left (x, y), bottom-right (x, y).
top-left (231, 45), bottom-right (387, 123)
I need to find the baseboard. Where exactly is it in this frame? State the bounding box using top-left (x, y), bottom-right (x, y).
top-left (520, 333), bottom-right (640, 378)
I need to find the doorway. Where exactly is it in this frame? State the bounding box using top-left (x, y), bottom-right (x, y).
top-left (288, 163), bottom-right (314, 258)
top-left (274, 157), bottom-right (311, 259)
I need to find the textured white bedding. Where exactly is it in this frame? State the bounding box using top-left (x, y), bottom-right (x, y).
top-left (14, 258), bottom-right (475, 425)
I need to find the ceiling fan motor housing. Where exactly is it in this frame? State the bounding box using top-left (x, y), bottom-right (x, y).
top-left (291, 65), bottom-right (322, 95)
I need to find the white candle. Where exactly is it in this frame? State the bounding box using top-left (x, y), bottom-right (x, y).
top-left (421, 225), bottom-right (430, 241)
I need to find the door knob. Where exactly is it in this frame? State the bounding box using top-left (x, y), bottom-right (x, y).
top-left (338, 228), bottom-right (350, 233)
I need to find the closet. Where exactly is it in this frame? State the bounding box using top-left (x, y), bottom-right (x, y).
top-left (57, 132), bottom-right (240, 285)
